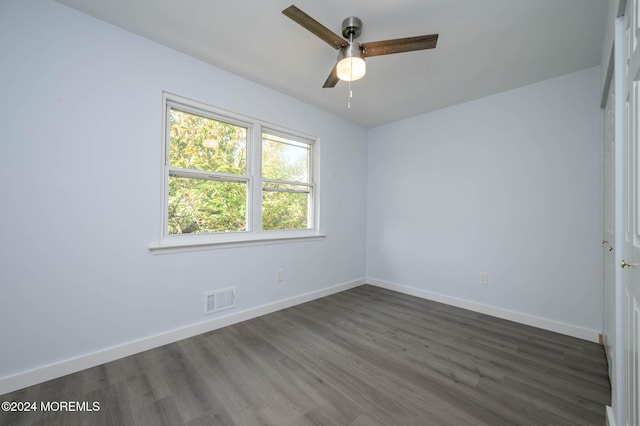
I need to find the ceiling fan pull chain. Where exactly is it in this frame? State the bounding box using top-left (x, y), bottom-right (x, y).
top-left (348, 32), bottom-right (353, 109)
top-left (347, 32), bottom-right (354, 109)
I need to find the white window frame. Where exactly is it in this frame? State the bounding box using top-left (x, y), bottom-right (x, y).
top-left (150, 92), bottom-right (323, 252)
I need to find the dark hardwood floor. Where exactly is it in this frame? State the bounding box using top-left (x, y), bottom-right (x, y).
top-left (0, 285), bottom-right (611, 425)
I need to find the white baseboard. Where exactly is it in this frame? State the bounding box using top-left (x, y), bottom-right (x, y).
top-left (366, 278), bottom-right (601, 343)
top-left (0, 278), bottom-right (365, 396)
top-left (606, 405), bottom-right (616, 426)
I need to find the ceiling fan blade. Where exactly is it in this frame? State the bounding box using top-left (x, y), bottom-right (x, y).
top-left (322, 64), bottom-right (339, 88)
top-left (362, 34), bottom-right (438, 57)
top-left (282, 5), bottom-right (348, 50)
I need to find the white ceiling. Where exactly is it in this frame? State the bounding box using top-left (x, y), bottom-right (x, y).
top-left (55, 0), bottom-right (607, 128)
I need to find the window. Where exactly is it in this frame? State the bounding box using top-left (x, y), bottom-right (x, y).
top-left (157, 93), bottom-right (319, 249)
top-left (262, 132), bottom-right (312, 231)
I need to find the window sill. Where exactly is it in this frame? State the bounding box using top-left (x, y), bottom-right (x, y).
top-left (148, 232), bottom-right (326, 254)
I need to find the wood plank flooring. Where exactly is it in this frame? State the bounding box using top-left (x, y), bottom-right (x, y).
top-left (0, 285), bottom-right (611, 425)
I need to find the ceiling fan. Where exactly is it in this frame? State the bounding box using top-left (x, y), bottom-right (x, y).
top-left (282, 5), bottom-right (439, 88)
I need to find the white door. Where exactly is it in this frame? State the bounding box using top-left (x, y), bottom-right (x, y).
top-left (624, 1), bottom-right (640, 424)
top-left (604, 79), bottom-right (616, 377)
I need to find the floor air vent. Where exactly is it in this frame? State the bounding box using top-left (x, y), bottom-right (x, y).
top-left (204, 287), bottom-right (236, 315)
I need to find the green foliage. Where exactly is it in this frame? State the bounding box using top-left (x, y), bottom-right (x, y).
top-left (168, 177), bottom-right (247, 234)
top-left (169, 109), bottom-right (246, 174)
top-left (262, 191), bottom-right (309, 231)
top-left (168, 108), bottom-right (311, 235)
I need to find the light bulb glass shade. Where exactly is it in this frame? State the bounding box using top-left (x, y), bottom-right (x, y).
top-left (336, 56), bottom-right (366, 81)
top-left (336, 43), bottom-right (366, 82)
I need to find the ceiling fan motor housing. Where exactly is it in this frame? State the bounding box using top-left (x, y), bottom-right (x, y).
top-left (338, 42), bottom-right (364, 61)
top-left (342, 16), bottom-right (362, 39)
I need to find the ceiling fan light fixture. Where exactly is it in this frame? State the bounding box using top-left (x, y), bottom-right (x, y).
top-left (336, 43), bottom-right (366, 81)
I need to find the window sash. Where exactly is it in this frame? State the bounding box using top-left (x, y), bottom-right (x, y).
top-left (262, 187), bottom-right (310, 194)
top-left (167, 175), bottom-right (249, 235)
top-left (169, 167), bottom-right (250, 184)
top-left (261, 130), bottom-right (312, 184)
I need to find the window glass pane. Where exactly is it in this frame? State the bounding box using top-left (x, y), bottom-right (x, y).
top-left (262, 133), bottom-right (309, 182)
top-left (168, 176), bottom-right (247, 234)
top-left (170, 108), bottom-right (247, 175)
top-left (262, 190), bottom-right (310, 231)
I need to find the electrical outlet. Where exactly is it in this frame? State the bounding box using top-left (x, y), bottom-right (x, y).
top-left (479, 272), bottom-right (488, 285)
top-left (275, 269), bottom-right (284, 282)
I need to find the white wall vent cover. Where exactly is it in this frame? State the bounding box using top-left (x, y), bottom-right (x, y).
top-left (204, 287), bottom-right (236, 315)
